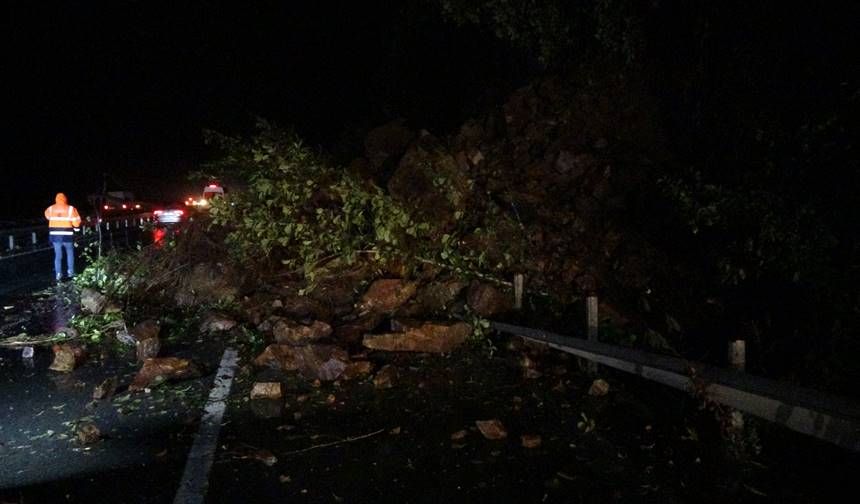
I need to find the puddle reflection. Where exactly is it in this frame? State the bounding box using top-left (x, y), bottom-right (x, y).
top-left (152, 226), bottom-right (181, 248)
top-left (50, 288), bottom-right (76, 333)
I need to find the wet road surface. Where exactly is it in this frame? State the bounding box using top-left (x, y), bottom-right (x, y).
top-left (0, 223), bottom-right (145, 298)
top-left (1, 268), bottom-right (858, 502)
top-left (0, 287), bottom-right (226, 504)
top-left (0, 346), bottom-right (203, 503)
top-left (0, 249), bottom-right (57, 298)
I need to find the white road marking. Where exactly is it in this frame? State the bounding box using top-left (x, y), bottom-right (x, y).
top-left (173, 348), bottom-right (239, 504)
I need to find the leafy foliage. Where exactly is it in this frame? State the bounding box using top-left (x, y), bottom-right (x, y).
top-left (438, 0), bottom-right (575, 64)
top-left (436, 0), bottom-right (644, 65)
top-left (205, 122), bottom-right (421, 274)
top-left (74, 222), bottom-right (225, 306)
top-left (658, 169), bottom-right (837, 286)
top-left (203, 121), bottom-right (519, 284)
top-left (70, 311), bottom-right (124, 343)
top-left (74, 244), bottom-right (142, 297)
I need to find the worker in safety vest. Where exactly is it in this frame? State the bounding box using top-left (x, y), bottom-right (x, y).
top-left (44, 193), bottom-right (82, 281)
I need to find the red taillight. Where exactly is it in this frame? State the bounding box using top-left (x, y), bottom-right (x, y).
top-left (178, 210), bottom-right (184, 215)
top-left (154, 210), bottom-right (163, 215)
top-left (103, 205), bottom-right (109, 210)
top-left (122, 204), bottom-right (128, 209)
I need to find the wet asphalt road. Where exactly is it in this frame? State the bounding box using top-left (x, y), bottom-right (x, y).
top-left (0, 284), bottom-right (222, 504)
top-left (0, 249), bottom-right (57, 298)
top-left (0, 227), bottom-right (226, 504)
top-left (2, 229), bottom-right (858, 503)
top-left (0, 346), bottom-right (203, 503)
top-left (0, 224), bottom-right (143, 298)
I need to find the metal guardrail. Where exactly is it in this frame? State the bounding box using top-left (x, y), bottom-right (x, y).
top-left (491, 321), bottom-right (860, 452)
top-left (0, 214), bottom-right (152, 261)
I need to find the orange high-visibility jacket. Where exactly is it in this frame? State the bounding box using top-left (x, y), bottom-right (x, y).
top-left (44, 193), bottom-right (82, 238)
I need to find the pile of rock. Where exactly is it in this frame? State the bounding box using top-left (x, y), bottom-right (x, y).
top-left (248, 276), bottom-right (507, 385)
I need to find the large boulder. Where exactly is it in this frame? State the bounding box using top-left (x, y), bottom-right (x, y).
top-left (174, 262), bottom-right (240, 307)
top-left (357, 279), bottom-right (418, 315)
top-left (48, 344), bottom-right (87, 372)
top-left (254, 344), bottom-right (350, 381)
top-left (387, 132), bottom-right (472, 230)
top-left (131, 319), bottom-right (160, 341)
top-left (273, 319), bottom-right (332, 345)
top-left (452, 118), bottom-right (485, 152)
top-left (304, 272), bottom-right (366, 319)
top-left (398, 279), bottom-right (467, 317)
top-left (554, 150), bottom-right (594, 180)
top-left (92, 378), bottom-right (117, 400)
top-left (76, 423), bottom-right (101, 445)
top-left (362, 321), bottom-right (471, 353)
top-left (466, 281), bottom-right (512, 318)
top-left (364, 119), bottom-right (414, 171)
top-left (136, 336), bottom-right (161, 362)
top-left (199, 312), bottom-right (238, 333)
top-left (476, 419), bottom-right (508, 440)
top-left (241, 290), bottom-right (319, 327)
top-left (333, 313), bottom-right (383, 344)
top-left (80, 288), bottom-right (108, 314)
top-left (306, 281), bottom-right (358, 309)
top-left (278, 295), bottom-right (330, 321)
top-left (129, 357), bottom-right (199, 391)
top-left (250, 382), bottom-right (283, 400)
top-left (254, 344), bottom-right (299, 370)
top-left (373, 364), bottom-right (398, 389)
top-left (341, 360), bottom-right (374, 380)
top-left (132, 319), bottom-right (161, 362)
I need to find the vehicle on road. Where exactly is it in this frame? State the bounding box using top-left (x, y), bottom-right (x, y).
top-left (186, 182), bottom-right (226, 209)
top-left (88, 191), bottom-right (146, 214)
top-left (153, 203), bottom-right (187, 225)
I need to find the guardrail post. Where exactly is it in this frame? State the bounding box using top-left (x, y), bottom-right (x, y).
top-left (728, 339), bottom-right (746, 372)
top-left (586, 294), bottom-right (599, 375)
top-left (490, 321), bottom-right (860, 452)
top-left (7, 235), bottom-right (14, 251)
top-left (513, 273), bottom-right (524, 310)
top-left (31, 232), bottom-right (37, 245)
top-left (727, 339), bottom-right (748, 434)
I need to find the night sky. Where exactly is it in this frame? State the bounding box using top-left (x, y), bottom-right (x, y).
top-left (4, 2), bottom-right (526, 219)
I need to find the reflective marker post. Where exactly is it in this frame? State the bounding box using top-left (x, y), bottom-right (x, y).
top-left (729, 340), bottom-right (746, 372)
top-left (586, 295), bottom-right (599, 375)
top-left (514, 273), bottom-right (524, 310)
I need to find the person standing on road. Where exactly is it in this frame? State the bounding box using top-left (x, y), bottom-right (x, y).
top-left (44, 193), bottom-right (82, 281)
